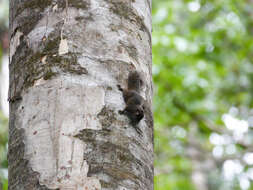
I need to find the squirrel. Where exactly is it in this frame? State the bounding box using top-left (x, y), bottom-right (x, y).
top-left (117, 71), bottom-right (145, 135)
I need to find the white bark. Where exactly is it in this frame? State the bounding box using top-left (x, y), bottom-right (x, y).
top-left (9, 0), bottom-right (153, 189)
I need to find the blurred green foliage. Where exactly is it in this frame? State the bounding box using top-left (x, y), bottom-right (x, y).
top-left (0, 0), bottom-right (8, 189)
top-left (152, 0), bottom-right (253, 189)
top-left (0, 111), bottom-right (8, 190)
top-left (0, 72), bottom-right (8, 189)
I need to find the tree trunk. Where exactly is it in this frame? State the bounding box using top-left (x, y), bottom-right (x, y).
top-left (9, 0), bottom-right (153, 190)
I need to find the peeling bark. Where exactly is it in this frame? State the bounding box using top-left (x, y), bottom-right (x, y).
top-left (9, 0), bottom-right (153, 189)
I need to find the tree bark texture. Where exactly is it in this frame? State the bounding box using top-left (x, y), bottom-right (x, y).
top-left (9, 0), bottom-right (153, 190)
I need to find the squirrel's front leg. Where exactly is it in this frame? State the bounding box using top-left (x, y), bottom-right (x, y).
top-left (118, 109), bottom-right (127, 115)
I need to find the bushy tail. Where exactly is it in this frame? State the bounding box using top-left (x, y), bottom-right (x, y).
top-left (128, 71), bottom-right (143, 92)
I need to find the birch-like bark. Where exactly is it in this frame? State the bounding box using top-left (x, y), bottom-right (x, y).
top-left (9, 0), bottom-right (153, 189)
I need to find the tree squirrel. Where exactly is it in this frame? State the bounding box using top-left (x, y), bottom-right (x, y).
top-left (117, 71), bottom-right (145, 135)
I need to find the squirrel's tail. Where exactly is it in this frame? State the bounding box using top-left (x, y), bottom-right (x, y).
top-left (128, 71), bottom-right (143, 92)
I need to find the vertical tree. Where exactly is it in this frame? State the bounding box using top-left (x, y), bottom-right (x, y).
top-left (9, 0), bottom-right (153, 189)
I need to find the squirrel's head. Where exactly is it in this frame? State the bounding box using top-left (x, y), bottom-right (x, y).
top-left (125, 105), bottom-right (144, 125)
top-left (135, 107), bottom-right (144, 119)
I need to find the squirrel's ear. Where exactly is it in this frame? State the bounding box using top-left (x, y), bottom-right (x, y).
top-left (135, 109), bottom-right (142, 116)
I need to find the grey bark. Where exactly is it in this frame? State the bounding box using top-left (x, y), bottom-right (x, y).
top-left (9, 0), bottom-right (153, 190)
